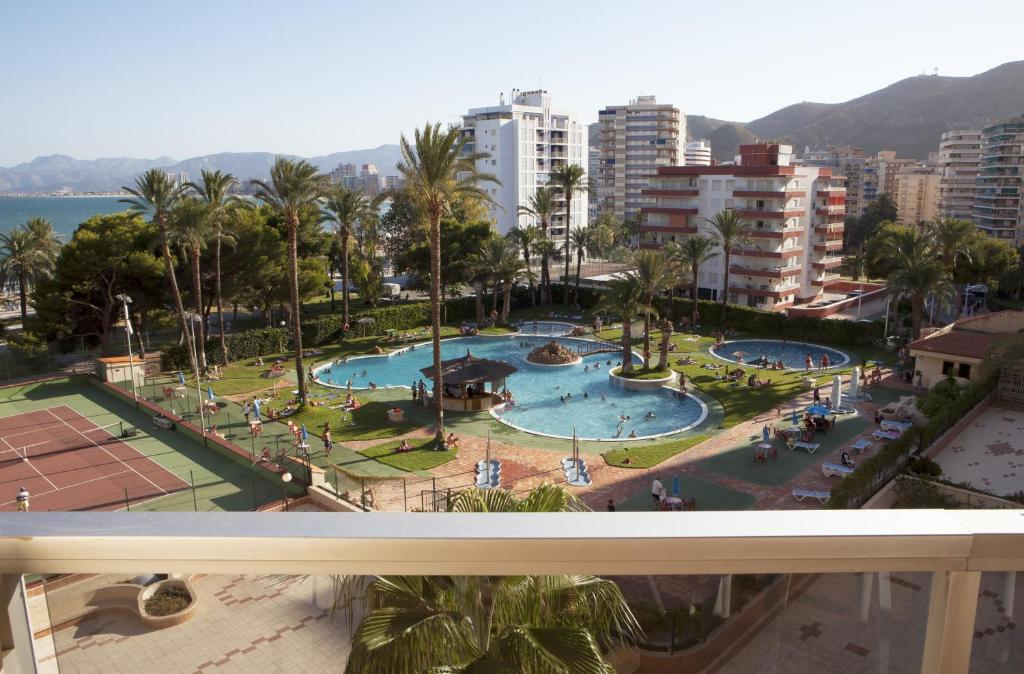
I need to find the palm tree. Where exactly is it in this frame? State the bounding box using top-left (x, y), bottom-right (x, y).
top-left (167, 198), bottom-right (214, 371)
top-left (878, 226), bottom-right (954, 338)
top-left (666, 235), bottom-right (718, 328)
top-left (532, 238), bottom-right (561, 307)
top-left (186, 170), bottom-right (238, 365)
top-left (468, 237), bottom-right (509, 317)
top-left (632, 250), bottom-right (674, 370)
top-left (250, 158), bottom-right (329, 403)
top-left (397, 123), bottom-right (499, 444)
top-left (707, 209), bottom-right (755, 320)
top-left (927, 217), bottom-right (974, 316)
top-left (24, 217), bottom-right (62, 267)
top-left (549, 164), bottom-right (587, 307)
top-left (495, 246), bottom-right (532, 323)
top-left (570, 224), bottom-right (596, 304)
top-left (345, 484), bottom-right (638, 674)
top-left (517, 186), bottom-right (559, 304)
top-left (121, 170), bottom-right (195, 373)
top-left (322, 186), bottom-right (376, 327)
top-left (595, 274), bottom-right (653, 374)
top-left (506, 224), bottom-right (541, 306)
top-left (657, 317), bottom-right (674, 371)
top-left (0, 229), bottom-right (47, 324)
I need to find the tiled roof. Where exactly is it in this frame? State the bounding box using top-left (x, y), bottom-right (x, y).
top-left (908, 331), bottom-right (996, 359)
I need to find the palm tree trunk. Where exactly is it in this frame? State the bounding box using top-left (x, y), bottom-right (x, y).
top-left (287, 217), bottom-right (306, 405)
top-left (912, 294), bottom-right (924, 339)
top-left (428, 211), bottom-right (445, 444)
top-left (643, 309), bottom-right (651, 370)
top-left (541, 253), bottom-right (550, 305)
top-left (622, 321), bottom-right (633, 374)
top-left (502, 283), bottom-right (512, 323)
top-left (342, 228), bottom-right (351, 327)
top-left (191, 249), bottom-right (207, 372)
top-left (492, 283), bottom-right (499, 314)
top-left (17, 271), bottom-right (27, 324)
top-left (575, 250), bottom-right (583, 304)
top-left (215, 233), bottom-right (228, 365)
top-left (657, 319), bottom-right (672, 370)
top-left (475, 286), bottom-right (483, 324)
top-left (691, 267), bottom-right (700, 326)
top-left (161, 238), bottom-right (197, 376)
top-left (721, 249), bottom-right (731, 321)
top-left (563, 221), bottom-right (571, 307)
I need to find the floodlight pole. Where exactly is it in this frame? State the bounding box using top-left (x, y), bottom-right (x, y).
top-left (116, 294), bottom-right (137, 401)
top-left (187, 313), bottom-right (206, 437)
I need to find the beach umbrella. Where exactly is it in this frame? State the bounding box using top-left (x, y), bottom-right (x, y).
top-left (207, 385), bottom-right (215, 401)
top-left (178, 370), bottom-right (186, 386)
top-left (832, 375), bottom-right (842, 410)
top-left (806, 405), bottom-right (829, 416)
top-left (672, 474), bottom-right (680, 497)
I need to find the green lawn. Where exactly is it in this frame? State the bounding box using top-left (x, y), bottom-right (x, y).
top-left (360, 437), bottom-right (457, 472)
top-left (478, 325), bottom-right (516, 335)
top-left (288, 398), bottom-right (419, 442)
top-left (610, 366), bottom-right (674, 381)
top-left (602, 435), bottom-right (710, 468)
top-left (613, 474), bottom-right (756, 511)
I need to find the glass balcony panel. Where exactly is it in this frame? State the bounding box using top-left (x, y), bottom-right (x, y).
top-left (968, 571), bottom-right (1023, 673)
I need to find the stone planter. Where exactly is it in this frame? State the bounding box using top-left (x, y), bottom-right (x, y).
top-left (608, 367), bottom-right (678, 391)
top-left (137, 578), bottom-right (197, 629)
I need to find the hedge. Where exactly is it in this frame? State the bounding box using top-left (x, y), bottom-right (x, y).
top-left (825, 371), bottom-right (998, 509)
top-left (161, 326), bottom-right (291, 370)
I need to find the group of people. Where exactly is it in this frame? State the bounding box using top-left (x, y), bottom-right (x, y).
top-left (804, 352), bottom-right (831, 372)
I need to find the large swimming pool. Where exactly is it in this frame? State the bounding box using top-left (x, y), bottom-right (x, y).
top-left (710, 339), bottom-right (849, 370)
top-left (314, 336), bottom-right (707, 441)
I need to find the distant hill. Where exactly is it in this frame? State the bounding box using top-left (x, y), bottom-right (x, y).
top-left (0, 146), bottom-right (404, 194)
top-left (685, 60), bottom-right (1024, 161)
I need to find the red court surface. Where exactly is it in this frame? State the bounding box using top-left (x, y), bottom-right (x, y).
top-left (0, 406), bottom-right (189, 512)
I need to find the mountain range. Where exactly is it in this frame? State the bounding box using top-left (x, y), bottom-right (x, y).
top-left (4, 60), bottom-right (1024, 192)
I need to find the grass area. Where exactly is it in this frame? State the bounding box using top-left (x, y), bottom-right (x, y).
top-left (602, 434), bottom-right (710, 468)
top-left (360, 437), bottom-right (457, 472)
top-left (478, 325), bottom-right (516, 335)
top-left (611, 366), bottom-right (674, 381)
top-left (289, 398), bottom-right (419, 442)
top-left (614, 474), bottom-right (756, 511)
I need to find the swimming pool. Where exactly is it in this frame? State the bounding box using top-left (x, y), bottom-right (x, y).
top-left (710, 339), bottom-right (849, 370)
top-left (314, 336), bottom-right (707, 441)
top-left (517, 320), bottom-right (576, 337)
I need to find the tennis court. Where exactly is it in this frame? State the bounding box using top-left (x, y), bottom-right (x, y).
top-left (0, 405), bottom-right (189, 511)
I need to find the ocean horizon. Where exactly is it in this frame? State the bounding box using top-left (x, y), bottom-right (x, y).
top-left (0, 196), bottom-right (130, 236)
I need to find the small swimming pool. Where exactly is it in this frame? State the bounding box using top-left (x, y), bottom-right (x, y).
top-left (314, 336), bottom-right (707, 441)
top-left (710, 339), bottom-right (849, 370)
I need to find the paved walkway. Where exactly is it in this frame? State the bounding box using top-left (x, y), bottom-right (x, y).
top-left (933, 406), bottom-right (1024, 497)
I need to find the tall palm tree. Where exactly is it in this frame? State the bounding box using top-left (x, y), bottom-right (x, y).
top-left (469, 237), bottom-right (509, 316)
top-left (24, 217), bottom-right (62, 267)
top-left (549, 164), bottom-right (587, 307)
top-left (707, 209), bottom-right (755, 320)
top-left (322, 186), bottom-right (376, 327)
top-left (506, 224), bottom-right (541, 306)
top-left (345, 484), bottom-right (638, 674)
top-left (879, 226), bottom-right (954, 338)
top-left (927, 217), bottom-right (974, 316)
top-left (495, 246), bottom-right (532, 323)
top-left (167, 198), bottom-right (213, 371)
top-left (532, 238), bottom-right (561, 307)
top-left (397, 123), bottom-right (498, 444)
top-left (517, 186), bottom-right (559, 304)
top-left (666, 235), bottom-right (718, 328)
top-left (186, 170), bottom-right (238, 365)
top-left (595, 274), bottom-right (653, 374)
top-left (121, 170), bottom-right (195, 373)
top-left (631, 250), bottom-right (673, 370)
top-left (250, 158), bottom-right (329, 403)
top-left (570, 224), bottom-right (596, 305)
top-left (0, 229), bottom-right (47, 324)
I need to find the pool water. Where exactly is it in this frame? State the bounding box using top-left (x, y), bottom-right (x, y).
top-left (314, 336), bottom-right (706, 441)
top-left (517, 320), bottom-right (575, 337)
top-left (711, 339), bottom-right (849, 370)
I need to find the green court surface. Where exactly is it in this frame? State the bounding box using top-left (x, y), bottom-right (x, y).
top-left (613, 474), bottom-right (756, 512)
top-left (696, 411), bottom-right (870, 487)
top-left (0, 378), bottom-right (286, 512)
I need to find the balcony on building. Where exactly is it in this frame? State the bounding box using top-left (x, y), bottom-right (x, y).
top-left (729, 263), bottom-right (802, 279)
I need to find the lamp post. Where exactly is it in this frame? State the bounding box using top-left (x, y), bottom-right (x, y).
top-left (115, 294), bottom-right (137, 400)
top-left (186, 312), bottom-right (206, 436)
top-left (278, 320), bottom-right (286, 354)
top-left (280, 471), bottom-right (292, 511)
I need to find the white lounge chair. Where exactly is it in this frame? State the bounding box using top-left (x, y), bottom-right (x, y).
top-left (787, 439), bottom-right (820, 454)
top-left (821, 462), bottom-right (855, 478)
top-left (873, 429), bottom-right (901, 441)
top-left (792, 488), bottom-right (830, 503)
top-left (851, 438), bottom-right (872, 454)
top-left (880, 420), bottom-right (913, 433)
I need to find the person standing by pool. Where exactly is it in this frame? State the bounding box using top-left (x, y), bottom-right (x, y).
top-left (805, 353), bottom-right (813, 371)
top-left (821, 353), bottom-right (830, 370)
top-left (813, 386), bottom-right (821, 404)
top-left (322, 422), bottom-right (333, 455)
top-left (411, 381), bottom-right (418, 401)
top-left (242, 400), bottom-right (252, 424)
top-left (651, 477), bottom-right (664, 507)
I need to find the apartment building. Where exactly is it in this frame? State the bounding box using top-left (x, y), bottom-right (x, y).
top-left (684, 139), bottom-right (712, 167)
top-left (799, 145), bottom-right (866, 216)
top-left (975, 115), bottom-right (1024, 242)
top-left (458, 89), bottom-right (588, 237)
top-left (895, 164), bottom-right (940, 225)
top-left (640, 143), bottom-right (845, 312)
top-left (597, 95), bottom-right (683, 222)
top-left (937, 130), bottom-right (982, 220)
top-left (861, 151), bottom-right (915, 210)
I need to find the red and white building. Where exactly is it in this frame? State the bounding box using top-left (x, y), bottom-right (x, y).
top-left (640, 143), bottom-right (845, 312)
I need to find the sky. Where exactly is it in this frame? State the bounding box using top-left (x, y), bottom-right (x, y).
top-left (1, 0), bottom-right (1023, 166)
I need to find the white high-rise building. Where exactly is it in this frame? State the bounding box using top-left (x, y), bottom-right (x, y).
top-left (457, 89), bottom-right (588, 238)
top-left (937, 130), bottom-right (981, 221)
top-left (684, 139), bottom-right (712, 167)
top-left (596, 95), bottom-right (683, 223)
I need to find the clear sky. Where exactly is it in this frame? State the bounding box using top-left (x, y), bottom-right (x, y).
top-left (1, 0), bottom-right (1022, 166)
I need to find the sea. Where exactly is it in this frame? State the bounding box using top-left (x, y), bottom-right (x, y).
top-left (0, 196), bottom-right (129, 237)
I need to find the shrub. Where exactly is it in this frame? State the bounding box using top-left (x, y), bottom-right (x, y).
top-left (917, 376), bottom-right (962, 417)
top-left (161, 327), bottom-right (291, 370)
top-left (907, 456), bottom-right (943, 477)
top-left (7, 332), bottom-right (50, 370)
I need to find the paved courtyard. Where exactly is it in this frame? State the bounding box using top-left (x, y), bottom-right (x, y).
top-left (933, 406), bottom-right (1024, 498)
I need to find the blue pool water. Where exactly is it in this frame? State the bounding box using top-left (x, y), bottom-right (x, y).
top-left (516, 320), bottom-right (575, 337)
top-left (314, 336), bottom-right (706, 441)
top-left (711, 339), bottom-right (849, 370)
